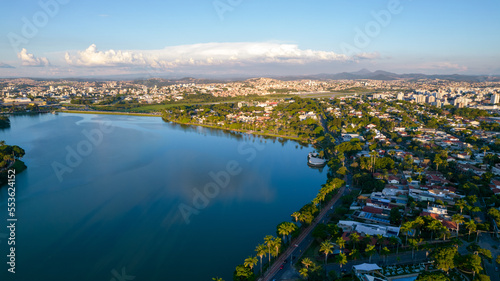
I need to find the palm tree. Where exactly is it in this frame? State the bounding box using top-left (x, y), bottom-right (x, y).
top-left (389, 236), bottom-right (400, 254)
top-left (413, 217), bottom-right (425, 237)
top-left (452, 214), bottom-right (465, 236)
top-left (465, 220), bottom-right (477, 240)
top-left (336, 253), bottom-right (347, 269)
top-left (369, 150), bottom-right (378, 173)
top-left (264, 235), bottom-right (274, 264)
top-left (455, 199), bottom-right (468, 214)
top-left (400, 221), bottom-right (413, 245)
top-left (278, 223), bottom-right (288, 243)
top-left (301, 257), bottom-right (313, 269)
top-left (286, 222), bottom-right (297, 242)
top-left (349, 249), bottom-right (360, 260)
top-left (482, 145), bottom-right (490, 156)
top-left (255, 244), bottom-right (266, 274)
top-left (244, 256), bottom-right (258, 271)
top-left (299, 267), bottom-right (308, 279)
top-left (349, 232), bottom-right (360, 249)
top-left (434, 155), bottom-right (443, 171)
top-left (272, 237), bottom-right (282, 259)
top-left (376, 234), bottom-right (385, 252)
top-left (212, 277), bottom-right (224, 281)
top-left (336, 237), bottom-right (346, 253)
top-left (440, 226), bottom-right (450, 241)
top-left (381, 246), bottom-right (390, 264)
top-left (428, 219), bottom-right (442, 240)
top-left (320, 240), bottom-right (334, 271)
top-left (408, 238), bottom-right (421, 259)
top-left (291, 212), bottom-right (301, 223)
top-left (365, 244), bottom-right (376, 263)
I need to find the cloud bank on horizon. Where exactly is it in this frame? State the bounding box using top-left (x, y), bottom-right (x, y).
top-left (64, 42), bottom-right (354, 69)
top-left (2, 42), bottom-right (473, 78)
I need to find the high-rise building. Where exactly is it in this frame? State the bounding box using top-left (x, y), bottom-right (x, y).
top-left (397, 92), bottom-right (404, 100)
top-left (491, 93), bottom-right (500, 105)
top-left (426, 96), bottom-right (435, 104)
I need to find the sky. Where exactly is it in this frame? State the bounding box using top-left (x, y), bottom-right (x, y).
top-left (1, 0), bottom-right (499, 78)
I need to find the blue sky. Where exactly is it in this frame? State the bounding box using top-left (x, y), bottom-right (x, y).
top-left (1, 0), bottom-right (499, 78)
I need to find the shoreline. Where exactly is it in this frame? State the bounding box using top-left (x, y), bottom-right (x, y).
top-left (58, 110), bottom-right (309, 143)
top-left (166, 120), bottom-right (307, 143)
top-left (58, 110), bottom-right (161, 117)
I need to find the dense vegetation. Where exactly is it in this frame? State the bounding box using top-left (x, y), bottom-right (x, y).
top-left (0, 116), bottom-right (10, 129)
top-left (0, 141), bottom-right (26, 186)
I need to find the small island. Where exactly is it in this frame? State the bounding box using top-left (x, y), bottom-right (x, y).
top-left (0, 141), bottom-right (26, 186)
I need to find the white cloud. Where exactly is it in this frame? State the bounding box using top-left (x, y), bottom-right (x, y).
top-left (64, 42), bottom-right (352, 69)
top-left (416, 62), bottom-right (468, 72)
top-left (354, 52), bottom-right (380, 60)
top-left (17, 48), bottom-right (50, 67)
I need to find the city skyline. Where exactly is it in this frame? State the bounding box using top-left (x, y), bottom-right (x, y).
top-left (1, 0), bottom-right (500, 78)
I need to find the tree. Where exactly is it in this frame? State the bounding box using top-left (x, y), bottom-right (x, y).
top-left (291, 212), bottom-right (301, 223)
top-left (272, 237), bottom-right (282, 259)
top-left (455, 199), bottom-right (468, 214)
top-left (375, 234), bottom-right (386, 252)
top-left (389, 207), bottom-right (402, 225)
top-left (482, 145), bottom-right (490, 157)
top-left (264, 235), bottom-right (274, 264)
top-left (389, 236), bottom-right (400, 254)
top-left (459, 254), bottom-right (482, 278)
top-left (349, 249), bottom-right (360, 260)
top-left (299, 268), bottom-right (308, 280)
top-left (428, 219), bottom-right (443, 240)
top-left (278, 222), bottom-right (296, 243)
top-left (255, 244), bottom-right (266, 274)
top-left (416, 272), bottom-right (450, 281)
top-left (432, 247), bottom-right (457, 275)
top-left (434, 155), bottom-right (443, 171)
top-left (381, 247), bottom-right (390, 264)
top-left (336, 253), bottom-right (347, 269)
top-left (452, 214), bottom-right (465, 236)
top-left (464, 220), bottom-right (476, 240)
top-left (319, 240), bottom-right (334, 273)
top-left (244, 256), bottom-right (258, 271)
top-left (302, 257), bottom-right (313, 269)
top-left (476, 274), bottom-right (491, 281)
top-left (212, 277), bottom-right (224, 281)
top-left (408, 238), bottom-right (422, 260)
top-left (278, 223), bottom-right (288, 242)
top-left (233, 264), bottom-right (254, 281)
top-left (365, 244), bottom-right (376, 263)
top-left (336, 237), bottom-right (346, 253)
top-left (401, 221), bottom-right (413, 245)
top-left (349, 232), bottom-right (360, 249)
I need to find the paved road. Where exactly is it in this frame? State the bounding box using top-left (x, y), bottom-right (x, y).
top-left (261, 184), bottom-right (348, 281)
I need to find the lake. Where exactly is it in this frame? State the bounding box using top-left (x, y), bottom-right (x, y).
top-left (0, 113), bottom-right (327, 281)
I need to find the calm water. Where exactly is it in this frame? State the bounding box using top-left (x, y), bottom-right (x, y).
top-left (0, 113), bottom-right (327, 281)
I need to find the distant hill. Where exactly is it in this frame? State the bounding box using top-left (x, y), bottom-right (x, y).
top-left (4, 70), bottom-right (500, 83)
top-left (276, 70), bottom-right (500, 82)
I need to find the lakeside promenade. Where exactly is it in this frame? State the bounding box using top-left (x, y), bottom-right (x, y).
top-left (260, 184), bottom-right (347, 281)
